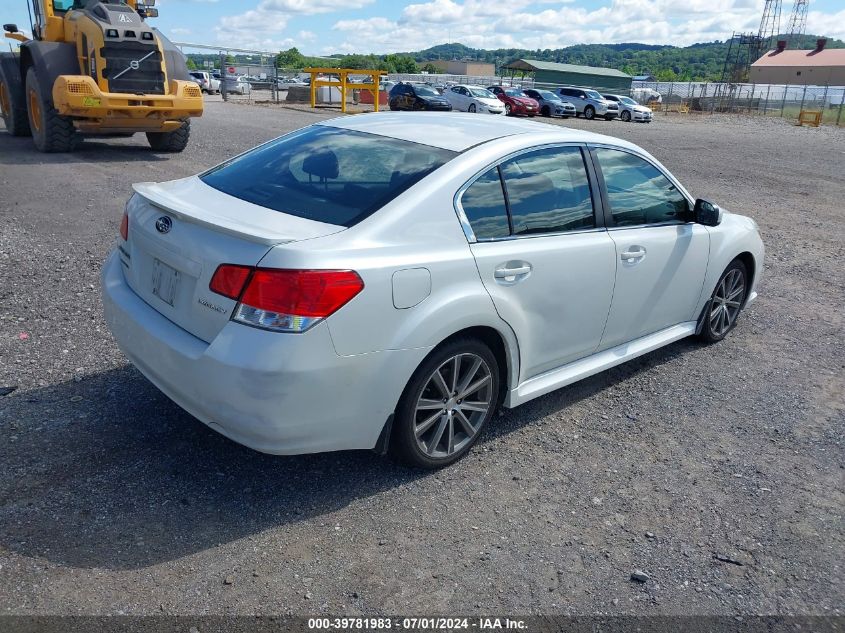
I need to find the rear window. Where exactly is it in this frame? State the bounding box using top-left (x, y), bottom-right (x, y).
top-left (200, 126), bottom-right (456, 227)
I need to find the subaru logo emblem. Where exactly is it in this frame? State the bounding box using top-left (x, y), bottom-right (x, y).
top-left (155, 216), bottom-right (172, 234)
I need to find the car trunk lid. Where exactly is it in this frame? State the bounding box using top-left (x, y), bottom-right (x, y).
top-left (122, 176), bottom-right (345, 343)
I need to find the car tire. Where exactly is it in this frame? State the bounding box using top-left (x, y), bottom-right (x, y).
top-left (468, 103), bottom-right (476, 113)
top-left (505, 103), bottom-right (512, 116)
top-left (0, 57), bottom-right (31, 137)
top-left (621, 110), bottom-right (631, 122)
top-left (390, 337), bottom-right (500, 469)
top-left (146, 120), bottom-right (190, 152)
top-left (604, 115), bottom-right (615, 121)
top-left (583, 105), bottom-right (595, 120)
top-left (699, 259), bottom-right (749, 344)
top-left (25, 68), bottom-right (79, 152)
top-left (541, 106), bottom-right (550, 117)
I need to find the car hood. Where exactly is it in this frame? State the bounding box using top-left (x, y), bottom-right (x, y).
top-left (512, 97), bottom-right (537, 106)
top-left (477, 97), bottom-right (503, 107)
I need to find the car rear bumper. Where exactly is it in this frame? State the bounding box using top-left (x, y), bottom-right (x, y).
top-left (101, 251), bottom-right (421, 455)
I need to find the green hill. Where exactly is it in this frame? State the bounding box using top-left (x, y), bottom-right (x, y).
top-left (400, 35), bottom-right (845, 82)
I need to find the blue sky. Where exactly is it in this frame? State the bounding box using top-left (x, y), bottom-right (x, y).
top-left (6, 0), bottom-right (845, 55)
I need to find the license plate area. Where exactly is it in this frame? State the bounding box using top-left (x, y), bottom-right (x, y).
top-left (152, 258), bottom-right (180, 306)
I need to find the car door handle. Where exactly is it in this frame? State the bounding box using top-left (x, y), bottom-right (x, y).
top-left (620, 247), bottom-right (646, 262)
top-left (494, 265), bottom-right (532, 279)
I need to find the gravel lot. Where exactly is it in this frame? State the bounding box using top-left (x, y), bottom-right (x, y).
top-left (0, 102), bottom-right (843, 617)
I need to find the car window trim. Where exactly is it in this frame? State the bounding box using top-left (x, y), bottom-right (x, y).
top-left (587, 143), bottom-right (695, 230)
top-left (454, 142), bottom-right (604, 243)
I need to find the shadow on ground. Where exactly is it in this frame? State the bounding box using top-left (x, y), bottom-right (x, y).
top-left (0, 338), bottom-right (697, 571)
top-left (0, 133), bottom-right (170, 164)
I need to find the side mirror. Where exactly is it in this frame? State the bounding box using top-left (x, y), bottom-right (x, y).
top-left (3, 24), bottom-right (19, 33)
top-left (694, 199), bottom-right (722, 226)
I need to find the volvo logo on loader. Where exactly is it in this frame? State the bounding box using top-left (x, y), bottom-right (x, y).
top-left (129, 60), bottom-right (140, 70)
top-left (155, 216), bottom-right (172, 234)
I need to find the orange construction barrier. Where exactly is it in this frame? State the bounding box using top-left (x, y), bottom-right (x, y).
top-left (797, 110), bottom-right (822, 127)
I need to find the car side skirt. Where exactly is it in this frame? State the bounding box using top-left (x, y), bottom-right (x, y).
top-left (506, 321), bottom-right (697, 407)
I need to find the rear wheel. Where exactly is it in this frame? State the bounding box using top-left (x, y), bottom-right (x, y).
top-left (391, 338), bottom-right (499, 469)
top-left (146, 120), bottom-right (190, 152)
top-left (699, 260), bottom-right (748, 343)
top-left (25, 68), bottom-right (79, 152)
top-left (583, 105), bottom-right (595, 120)
top-left (0, 58), bottom-right (31, 136)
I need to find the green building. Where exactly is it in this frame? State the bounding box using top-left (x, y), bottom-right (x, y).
top-left (502, 59), bottom-right (633, 93)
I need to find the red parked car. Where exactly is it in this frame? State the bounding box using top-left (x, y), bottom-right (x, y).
top-left (487, 86), bottom-right (540, 117)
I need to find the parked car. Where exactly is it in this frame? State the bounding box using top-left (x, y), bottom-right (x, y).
top-left (603, 94), bottom-right (653, 122)
top-left (557, 87), bottom-right (619, 120)
top-left (189, 71), bottom-right (220, 94)
top-left (487, 86), bottom-right (539, 117)
top-left (225, 76), bottom-right (252, 95)
top-left (389, 83), bottom-right (452, 111)
top-left (522, 89), bottom-right (576, 118)
top-left (103, 112), bottom-right (763, 468)
top-left (443, 85), bottom-right (504, 114)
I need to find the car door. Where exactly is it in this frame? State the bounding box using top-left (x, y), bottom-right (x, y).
top-left (590, 146), bottom-right (709, 349)
top-left (460, 145), bottom-right (617, 381)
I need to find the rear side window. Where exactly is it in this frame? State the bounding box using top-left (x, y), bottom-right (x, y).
top-left (459, 147), bottom-right (595, 239)
top-left (460, 168), bottom-right (510, 240)
top-left (200, 126), bottom-right (456, 227)
top-left (594, 148), bottom-right (688, 226)
top-left (500, 147), bottom-right (595, 235)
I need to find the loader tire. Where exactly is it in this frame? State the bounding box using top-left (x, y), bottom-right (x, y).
top-left (0, 56), bottom-right (31, 136)
top-left (25, 68), bottom-right (79, 152)
top-left (146, 120), bottom-right (190, 152)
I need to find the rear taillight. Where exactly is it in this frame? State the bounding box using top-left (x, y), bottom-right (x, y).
top-left (119, 211), bottom-right (128, 241)
top-left (209, 265), bottom-right (364, 333)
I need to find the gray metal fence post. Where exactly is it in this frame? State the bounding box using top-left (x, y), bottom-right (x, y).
top-left (763, 84), bottom-right (771, 116)
top-left (821, 84), bottom-right (829, 123)
top-left (219, 53), bottom-right (227, 101)
top-left (667, 81), bottom-right (674, 115)
top-left (749, 83), bottom-right (756, 113)
top-left (780, 84), bottom-right (789, 117)
top-left (799, 84), bottom-right (807, 113)
top-left (837, 87), bottom-right (844, 127)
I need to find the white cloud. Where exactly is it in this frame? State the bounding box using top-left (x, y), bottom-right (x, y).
top-left (214, 0), bottom-right (374, 50)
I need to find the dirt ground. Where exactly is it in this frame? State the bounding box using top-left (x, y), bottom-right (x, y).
top-left (0, 102), bottom-right (843, 617)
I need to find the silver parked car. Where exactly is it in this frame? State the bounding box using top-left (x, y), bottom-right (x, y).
top-left (103, 113), bottom-right (764, 468)
top-left (557, 87), bottom-right (619, 120)
top-left (603, 94), bottom-right (653, 122)
top-left (523, 89), bottom-right (576, 118)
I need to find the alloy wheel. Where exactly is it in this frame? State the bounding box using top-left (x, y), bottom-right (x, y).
top-left (469, 104), bottom-right (476, 113)
top-left (710, 268), bottom-right (745, 337)
top-left (413, 353), bottom-right (493, 459)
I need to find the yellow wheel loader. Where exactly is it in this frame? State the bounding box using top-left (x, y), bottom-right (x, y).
top-left (0, 0), bottom-right (203, 152)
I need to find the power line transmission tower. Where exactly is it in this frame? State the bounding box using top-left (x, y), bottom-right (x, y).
top-left (720, 0), bottom-right (782, 83)
top-left (785, 0), bottom-right (810, 46)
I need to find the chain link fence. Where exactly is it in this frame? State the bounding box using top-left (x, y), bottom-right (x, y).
top-left (632, 81), bottom-right (845, 126)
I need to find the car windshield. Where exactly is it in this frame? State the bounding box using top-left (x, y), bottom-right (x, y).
top-left (584, 90), bottom-right (602, 99)
top-left (200, 126), bottom-right (457, 227)
top-left (468, 87), bottom-right (495, 98)
top-left (620, 96), bottom-right (638, 105)
top-left (538, 91), bottom-right (560, 101)
top-left (505, 89), bottom-right (526, 97)
top-left (413, 85), bottom-right (440, 97)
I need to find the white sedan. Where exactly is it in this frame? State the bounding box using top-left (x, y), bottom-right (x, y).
top-left (442, 85), bottom-right (505, 114)
top-left (102, 113), bottom-right (763, 468)
top-left (604, 93), bottom-right (653, 122)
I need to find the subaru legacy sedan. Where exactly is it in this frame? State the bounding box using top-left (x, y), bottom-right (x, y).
top-left (102, 113), bottom-right (763, 468)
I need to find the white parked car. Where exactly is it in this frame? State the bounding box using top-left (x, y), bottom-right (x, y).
top-left (603, 94), bottom-right (653, 122)
top-left (443, 85), bottom-right (505, 114)
top-left (225, 75), bottom-right (251, 95)
top-left (102, 113), bottom-right (764, 468)
top-left (188, 71), bottom-right (219, 94)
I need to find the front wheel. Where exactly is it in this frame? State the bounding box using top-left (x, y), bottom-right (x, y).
top-left (25, 68), bottom-right (79, 152)
top-left (468, 103), bottom-right (476, 113)
top-left (391, 338), bottom-right (499, 469)
top-left (699, 260), bottom-right (748, 343)
top-left (621, 110), bottom-right (631, 122)
top-left (146, 120), bottom-right (190, 152)
top-left (505, 103), bottom-right (512, 116)
top-left (583, 105), bottom-right (595, 120)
